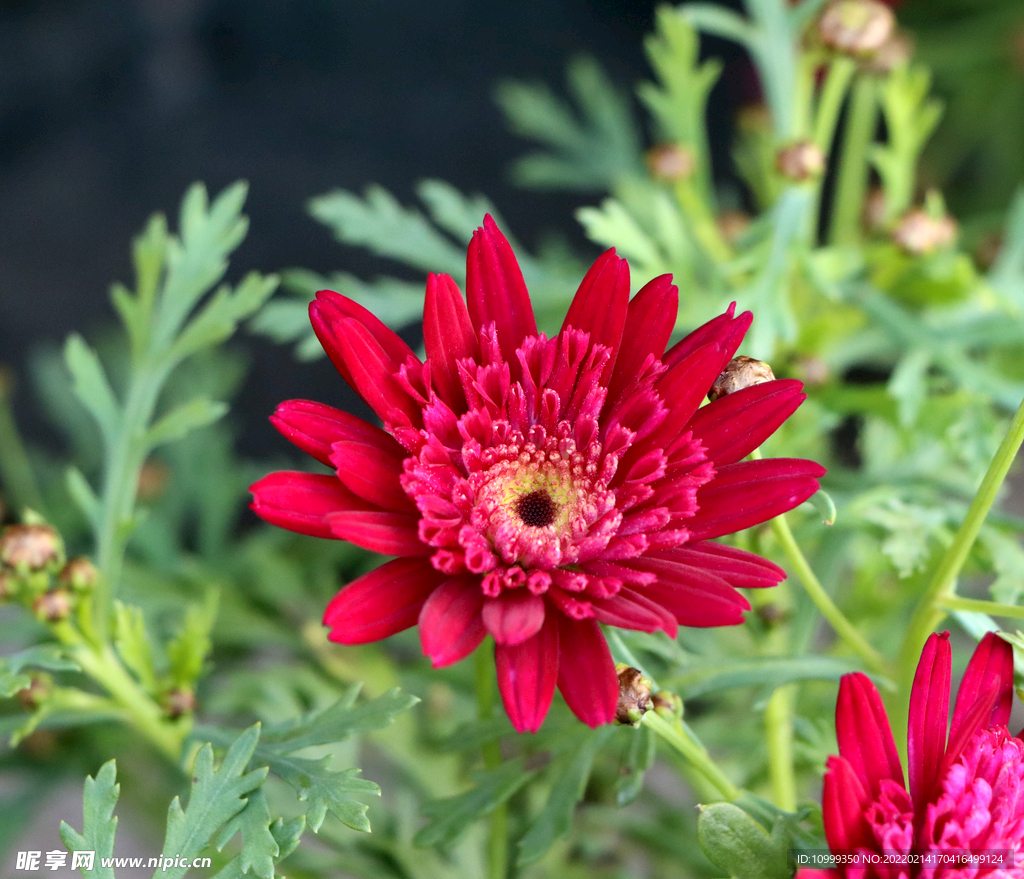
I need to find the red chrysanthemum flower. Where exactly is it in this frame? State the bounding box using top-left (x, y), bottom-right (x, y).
top-left (250, 216), bottom-right (825, 732)
top-left (797, 631), bottom-right (1024, 879)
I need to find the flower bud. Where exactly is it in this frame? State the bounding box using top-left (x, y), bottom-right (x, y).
top-left (862, 29), bottom-right (913, 74)
top-left (162, 687), bottom-right (197, 720)
top-left (818, 0), bottom-right (895, 56)
top-left (137, 457), bottom-right (169, 503)
top-left (651, 690), bottom-right (683, 720)
top-left (0, 524), bottom-right (62, 573)
top-left (892, 208), bottom-right (958, 255)
top-left (776, 141), bottom-right (826, 181)
top-left (18, 673), bottom-right (52, 711)
top-left (716, 210), bottom-right (751, 245)
top-left (646, 143), bottom-right (696, 183)
top-left (615, 664), bottom-right (653, 725)
top-left (708, 356), bottom-right (776, 402)
top-left (862, 186), bottom-right (889, 233)
top-left (58, 557), bottom-right (99, 593)
top-left (32, 588), bottom-right (72, 622)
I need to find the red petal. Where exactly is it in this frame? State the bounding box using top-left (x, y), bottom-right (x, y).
top-left (329, 440), bottom-right (412, 512)
top-left (271, 399), bottom-right (401, 467)
top-left (686, 458), bottom-right (827, 541)
top-left (835, 673), bottom-right (904, 798)
top-left (607, 274), bottom-right (678, 405)
top-left (555, 616), bottom-right (618, 728)
top-left (949, 631), bottom-right (1014, 744)
top-left (647, 343), bottom-right (735, 449)
top-left (663, 303), bottom-right (751, 370)
top-left (327, 510), bottom-right (429, 556)
top-left (418, 577), bottom-right (486, 667)
top-left (624, 556), bottom-right (751, 627)
top-left (590, 587), bottom-right (678, 637)
top-left (654, 542), bottom-right (787, 589)
top-left (249, 471), bottom-right (370, 539)
top-left (482, 590), bottom-right (547, 645)
top-left (423, 273), bottom-right (479, 412)
top-left (560, 249), bottom-right (630, 384)
top-left (466, 215), bottom-right (537, 368)
top-left (822, 755), bottom-right (875, 853)
top-left (324, 558), bottom-right (447, 643)
top-left (907, 632), bottom-right (950, 811)
top-left (309, 290), bottom-right (416, 390)
top-left (495, 615), bottom-right (559, 733)
top-left (794, 871), bottom-right (841, 879)
top-left (685, 380), bottom-right (806, 465)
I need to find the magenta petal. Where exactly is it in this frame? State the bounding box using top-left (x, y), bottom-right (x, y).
top-left (482, 590), bottom-right (547, 645)
top-left (555, 616), bottom-right (618, 728)
top-left (685, 380), bottom-right (807, 465)
top-left (663, 303), bottom-right (751, 369)
top-left (250, 471), bottom-right (369, 538)
top-left (607, 274), bottom-right (678, 405)
top-left (324, 557), bottom-right (446, 643)
top-left (835, 673), bottom-right (905, 798)
top-left (560, 248), bottom-right (630, 384)
top-left (419, 577), bottom-right (486, 667)
top-left (466, 215), bottom-right (537, 367)
top-left (686, 459), bottom-right (827, 541)
top-left (648, 343), bottom-right (736, 449)
top-left (310, 290), bottom-right (416, 387)
top-left (949, 631), bottom-right (1014, 743)
top-left (624, 556), bottom-right (750, 627)
top-left (822, 755), bottom-right (875, 853)
top-left (495, 616), bottom-right (559, 733)
top-left (423, 273), bottom-right (478, 412)
top-left (327, 510), bottom-right (429, 556)
top-left (329, 440), bottom-right (413, 512)
top-left (907, 632), bottom-right (950, 811)
top-left (591, 587), bottom-right (678, 637)
top-left (653, 543), bottom-right (786, 589)
top-left (271, 399), bottom-right (401, 467)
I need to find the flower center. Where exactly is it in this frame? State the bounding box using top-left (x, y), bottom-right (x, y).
top-left (516, 489), bottom-right (557, 527)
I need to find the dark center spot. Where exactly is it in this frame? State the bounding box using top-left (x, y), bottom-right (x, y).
top-left (516, 490), bottom-right (556, 528)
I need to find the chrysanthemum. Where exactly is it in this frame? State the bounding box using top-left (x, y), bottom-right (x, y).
top-left (250, 216), bottom-right (824, 732)
top-left (797, 631), bottom-right (1024, 879)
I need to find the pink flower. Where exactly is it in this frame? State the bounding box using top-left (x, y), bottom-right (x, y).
top-left (250, 216), bottom-right (824, 732)
top-left (797, 632), bottom-right (1024, 878)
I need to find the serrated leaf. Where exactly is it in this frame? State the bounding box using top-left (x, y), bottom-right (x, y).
top-left (0, 645), bottom-right (80, 697)
top-left (697, 803), bottom-right (790, 879)
top-left (262, 752), bottom-right (378, 833)
top-left (158, 725), bottom-right (267, 879)
top-left (518, 727), bottom-right (613, 865)
top-left (215, 788), bottom-right (278, 879)
top-left (64, 334), bottom-right (120, 444)
top-left (416, 758), bottom-right (536, 848)
top-left (60, 760), bottom-right (120, 879)
top-left (144, 398), bottom-right (228, 450)
top-left (416, 179), bottom-right (498, 241)
top-left (112, 602), bottom-right (159, 694)
top-left (166, 591), bottom-right (218, 688)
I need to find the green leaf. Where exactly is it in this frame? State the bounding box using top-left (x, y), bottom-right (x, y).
top-left (0, 645), bottom-right (80, 697)
top-left (166, 591), bottom-right (219, 688)
top-left (518, 727), bottom-right (613, 865)
top-left (144, 398), bottom-right (228, 450)
top-left (416, 758), bottom-right (536, 848)
top-left (416, 178), bottom-right (498, 241)
top-left (112, 601), bottom-right (159, 694)
top-left (676, 655), bottom-right (872, 699)
top-left (66, 466), bottom-right (101, 527)
top-left (681, 4), bottom-right (756, 48)
top-left (157, 725), bottom-right (267, 879)
top-left (60, 760), bottom-right (120, 879)
top-left (259, 753), bottom-right (378, 833)
top-left (616, 722), bottom-right (656, 806)
top-left (64, 334), bottom-right (120, 444)
top-left (215, 788), bottom-right (278, 879)
top-left (696, 803), bottom-right (790, 879)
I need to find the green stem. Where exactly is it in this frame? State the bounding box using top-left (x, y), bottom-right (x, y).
top-left (642, 711), bottom-right (740, 801)
top-left (765, 684), bottom-right (797, 812)
top-left (829, 76), bottom-right (877, 245)
top-left (898, 393), bottom-right (1024, 696)
top-left (812, 57), bottom-right (856, 152)
top-left (674, 178), bottom-right (733, 265)
top-left (0, 376), bottom-right (45, 515)
top-left (769, 506), bottom-right (890, 677)
top-left (475, 647), bottom-right (508, 879)
top-left (939, 596), bottom-right (1024, 621)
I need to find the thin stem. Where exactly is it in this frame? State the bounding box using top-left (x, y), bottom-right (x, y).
top-left (898, 393), bottom-right (1024, 696)
top-left (475, 647), bottom-right (508, 879)
top-left (764, 685), bottom-right (797, 812)
top-left (769, 506), bottom-right (890, 677)
top-left (829, 76), bottom-right (876, 245)
top-left (939, 596), bottom-right (1024, 621)
top-left (642, 711), bottom-right (740, 801)
top-left (674, 178), bottom-right (733, 265)
top-left (812, 57), bottom-right (856, 152)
